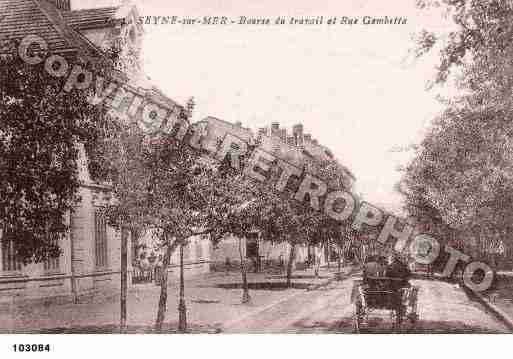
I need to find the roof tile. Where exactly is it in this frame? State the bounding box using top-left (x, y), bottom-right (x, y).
top-left (0, 0), bottom-right (74, 52)
top-left (61, 6), bottom-right (119, 30)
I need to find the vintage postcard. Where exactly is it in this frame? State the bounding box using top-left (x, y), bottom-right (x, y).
top-left (0, 0), bottom-right (512, 352)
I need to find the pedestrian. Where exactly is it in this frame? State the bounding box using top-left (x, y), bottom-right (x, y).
top-left (385, 253), bottom-right (411, 325)
top-left (154, 254), bottom-right (163, 286)
top-left (314, 250), bottom-right (323, 278)
top-left (225, 256), bottom-right (231, 275)
top-left (386, 253), bottom-right (411, 289)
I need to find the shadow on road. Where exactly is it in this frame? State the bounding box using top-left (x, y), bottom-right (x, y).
top-left (264, 275), bottom-right (330, 280)
top-left (2, 323), bottom-right (221, 334)
top-left (26, 318), bottom-right (504, 334)
top-left (214, 282), bottom-right (311, 290)
top-left (290, 316), bottom-right (506, 334)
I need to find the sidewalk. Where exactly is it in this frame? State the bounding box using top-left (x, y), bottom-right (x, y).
top-left (472, 271), bottom-right (513, 330)
top-left (0, 265), bottom-right (350, 333)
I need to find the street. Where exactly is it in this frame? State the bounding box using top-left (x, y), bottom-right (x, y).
top-left (0, 269), bottom-right (509, 334)
top-left (223, 274), bottom-right (510, 333)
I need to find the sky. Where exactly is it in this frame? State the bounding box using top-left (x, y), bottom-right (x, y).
top-left (78, 0), bottom-right (454, 214)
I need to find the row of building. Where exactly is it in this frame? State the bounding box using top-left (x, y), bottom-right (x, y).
top-left (0, 0), bottom-right (357, 305)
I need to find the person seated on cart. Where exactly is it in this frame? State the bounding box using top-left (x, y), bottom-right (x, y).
top-left (362, 255), bottom-right (388, 293)
top-left (385, 253), bottom-right (411, 323)
top-left (386, 253), bottom-right (411, 291)
top-left (363, 255), bottom-right (387, 279)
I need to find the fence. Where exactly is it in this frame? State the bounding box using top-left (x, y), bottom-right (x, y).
top-left (132, 267), bottom-right (154, 284)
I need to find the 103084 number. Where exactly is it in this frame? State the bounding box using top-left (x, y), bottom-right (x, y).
top-left (13, 344), bottom-right (50, 352)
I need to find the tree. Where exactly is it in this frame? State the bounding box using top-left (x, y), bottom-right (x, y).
top-left (115, 108), bottom-right (262, 329)
top-left (398, 104), bottom-right (513, 263)
top-left (313, 160), bottom-right (357, 268)
top-left (241, 152), bottom-right (357, 287)
top-left (144, 98), bottom-right (248, 332)
top-left (253, 187), bottom-right (298, 287)
top-left (254, 170), bottom-right (320, 287)
top-left (414, 0), bottom-right (513, 85)
top-left (187, 132), bottom-right (270, 304)
top-left (203, 165), bottom-right (262, 304)
top-left (0, 47), bottom-right (115, 264)
top-left (146, 137), bottom-right (194, 331)
top-left (100, 119), bottom-right (154, 331)
top-left (400, 0), bottom-right (513, 265)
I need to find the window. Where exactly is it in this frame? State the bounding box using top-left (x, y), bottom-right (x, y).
top-left (246, 233), bottom-right (259, 258)
top-left (1, 238), bottom-right (21, 272)
top-left (42, 224), bottom-right (61, 272)
top-left (94, 209), bottom-right (108, 268)
top-left (195, 241), bottom-right (203, 260)
top-left (182, 243), bottom-right (190, 261)
top-left (43, 254), bottom-right (60, 272)
top-left (1, 226), bottom-right (21, 272)
top-left (129, 27), bottom-right (137, 43)
top-left (43, 239), bottom-right (60, 273)
top-left (131, 229), bottom-right (139, 267)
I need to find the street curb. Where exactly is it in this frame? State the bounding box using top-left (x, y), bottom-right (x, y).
top-left (219, 290), bottom-right (305, 331)
top-left (306, 267), bottom-right (357, 291)
top-left (306, 276), bottom-right (336, 291)
top-left (221, 267), bottom-right (356, 331)
top-left (461, 285), bottom-right (513, 332)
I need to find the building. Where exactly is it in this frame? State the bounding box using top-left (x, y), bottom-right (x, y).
top-left (0, 0), bottom-right (209, 305)
top-left (198, 118), bottom-right (358, 270)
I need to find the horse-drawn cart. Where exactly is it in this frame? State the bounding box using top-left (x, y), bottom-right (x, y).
top-left (351, 276), bottom-right (419, 332)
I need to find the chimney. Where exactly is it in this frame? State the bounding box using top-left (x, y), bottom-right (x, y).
top-left (271, 122), bottom-right (280, 137)
top-left (292, 123), bottom-right (303, 146)
top-left (279, 128), bottom-right (287, 141)
top-left (49, 0), bottom-right (71, 10)
top-left (258, 127), bottom-right (269, 137)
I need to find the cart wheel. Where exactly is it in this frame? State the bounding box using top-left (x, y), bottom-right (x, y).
top-left (354, 303), bottom-right (363, 333)
top-left (408, 312), bottom-right (418, 324)
top-left (394, 307), bottom-right (405, 332)
top-left (353, 316), bottom-right (360, 333)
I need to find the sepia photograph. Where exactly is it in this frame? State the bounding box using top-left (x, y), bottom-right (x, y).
top-left (0, 0), bottom-right (512, 355)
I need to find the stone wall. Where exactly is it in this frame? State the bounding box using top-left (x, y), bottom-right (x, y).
top-left (0, 181), bottom-right (133, 305)
top-left (210, 236), bottom-right (311, 272)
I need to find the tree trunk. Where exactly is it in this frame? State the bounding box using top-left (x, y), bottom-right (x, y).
top-left (326, 240), bottom-right (330, 269)
top-left (69, 209), bottom-right (78, 304)
top-left (238, 237), bottom-right (251, 303)
top-left (155, 235), bottom-right (179, 332)
top-left (337, 246), bottom-right (342, 272)
top-left (286, 243), bottom-right (296, 287)
top-left (178, 242), bottom-right (187, 333)
top-left (314, 246), bottom-right (320, 279)
top-left (120, 226), bottom-right (128, 332)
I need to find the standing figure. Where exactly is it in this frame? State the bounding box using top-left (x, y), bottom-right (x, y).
top-left (386, 254), bottom-right (411, 289)
top-left (314, 250), bottom-right (323, 278)
top-left (386, 254), bottom-right (411, 324)
top-left (225, 257), bottom-right (231, 275)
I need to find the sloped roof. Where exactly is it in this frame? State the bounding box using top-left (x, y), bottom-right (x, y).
top-left (149, 84), bottom-right (182, 110)
top-left (61, 6), bottom-right (120, 30)
top-left (0, 0), bottom-right (75, 52)
top-left (0, 0), bottom-right (185, 112)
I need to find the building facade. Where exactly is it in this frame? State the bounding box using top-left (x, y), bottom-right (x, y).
top-left (0, 0), bottom-right (209, 305)
top-left (198, 117), bottom-right (358, 270)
